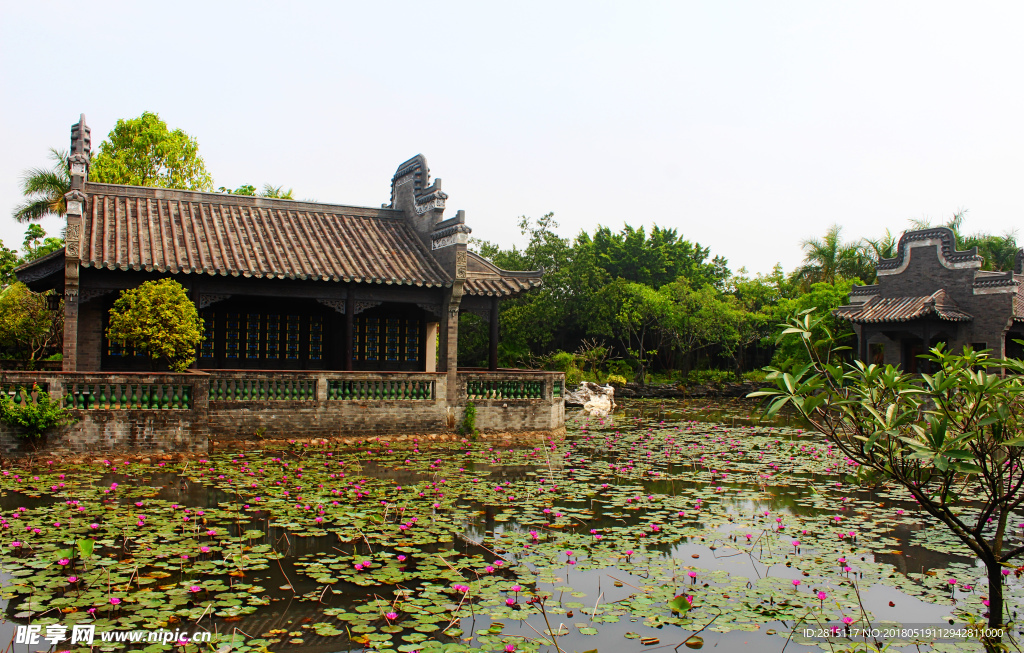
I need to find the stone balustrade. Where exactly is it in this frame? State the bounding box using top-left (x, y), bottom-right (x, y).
top-left (0, 369), bottom-right (564, 455)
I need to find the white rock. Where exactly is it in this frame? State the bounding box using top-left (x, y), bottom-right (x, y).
top-left (565, 381), bottom-right (616, 417)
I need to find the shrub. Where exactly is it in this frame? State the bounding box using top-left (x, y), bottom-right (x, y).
top-left (0, 385), bottom-right (76, 440)
top-left (605, 374), bottom-right (627, 387)
top-left (106, 279), bottom-right (204, 372)
top-left (686, 369), bottom-right (734, 387)
top-left (742, 369), bottom-right (769, 383)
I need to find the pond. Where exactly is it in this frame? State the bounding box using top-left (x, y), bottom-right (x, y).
top-left (0, 399), bottom-right (1021, 653)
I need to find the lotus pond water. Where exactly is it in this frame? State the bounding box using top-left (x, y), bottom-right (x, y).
top-left (1, 399), bottom-right (1022, 653)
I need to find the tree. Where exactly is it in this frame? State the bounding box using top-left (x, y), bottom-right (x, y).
top-left (21, 224), bottom-right (64, 263)
top-left (793, 224), bottom-right (869, 289)
top-left (754, 312), bottom-right (1024, 639)
top-left (106, 279), bottom-right (204, 372)
top-left (0, 283), bottom-right (62, 364)
top-left (12, 148), bottom-right (70, 223)
top-left (218, 183), bottom-right (295, 199)
top-left (90, 112), bottom-right (213, 191)
top-left (591, 224), bottom-right (728, 289)
top-left (0, 241), bottom-right (18, 287)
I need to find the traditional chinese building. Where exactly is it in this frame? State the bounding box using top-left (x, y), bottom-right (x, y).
top-left (5, 116), bottom-right (563, 451)
top-left (834, 227), bottom-right (1024, 371)
top-left (17, 116), bottom-right (544, 391)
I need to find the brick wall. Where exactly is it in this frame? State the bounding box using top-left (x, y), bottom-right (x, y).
top-left (77, 299), bottom-right (105, 372)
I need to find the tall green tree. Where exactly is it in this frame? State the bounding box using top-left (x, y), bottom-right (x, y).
top-left (0, 283), bottom-right (62, 364)
top-left (591, 224), bottom-right (727, 289)
top-left (0, 241), bottom-right (18, 287)
top-left (793, 224), bottom-right (868, 289)
top-left (21, 224), bottom-right (64, 263)
top-left (90, 112), bottom-right (213, 191)
top-left (12, 148), bottom-right (70, 223)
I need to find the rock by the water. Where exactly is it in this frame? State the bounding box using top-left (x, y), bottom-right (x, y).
top-left (565, 382), bottom-right (616, 417)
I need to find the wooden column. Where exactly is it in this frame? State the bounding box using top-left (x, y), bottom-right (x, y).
top-left (488, 296), bottom-right (499, 371)
top-left (344, 290), bottom-right (354, 371)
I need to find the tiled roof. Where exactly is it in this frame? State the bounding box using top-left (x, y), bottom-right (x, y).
top-left (77, 184), bottom-right (452, 287)
top-left (835, 290), bottom-right (972, 323)
top-left (463, 252), bottom-right (543, 297)
top-left (1015, 287), bottom-right (1024, 322)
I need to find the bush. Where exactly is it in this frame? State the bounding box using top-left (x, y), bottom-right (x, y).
top-left (685, 369), bottom-right (734, 387)
top-left (604, 360), bottom-right (633, 380)
top-left (0, 385), bottom-right (76, 440)
top-left (742, 369), bottom-right (769, 383)
top-left (605, 374), bottom-right (627, 387)
top-left (106, 279), bottom-right (204, 372)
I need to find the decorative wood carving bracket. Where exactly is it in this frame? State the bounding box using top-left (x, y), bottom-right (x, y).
top-left (199, 294), bottom-right (231, 309)
top-left (317, 299), bottom-right (347, 314)
top-left (354, 300), bottom-right (382, 315)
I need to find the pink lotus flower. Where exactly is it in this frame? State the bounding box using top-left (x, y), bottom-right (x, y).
top-left (58, 558), bottom-right (70, 565)
top-left (397, 555), bottom-right (406, 562)
top-left (792, 580), bottom-right (801, 587)
top-left (817, 591), bottom-right (827, 600)
top-left (385, 611), bottom-right (398, 620)
top-left (189, 585), bottom-right (201, 592)
top-left (200, 546), bottom-right (210, 553)
top-left (842, 616), bottom-right (853, 625)
top-left (110, 597), bottom-right (121, 605)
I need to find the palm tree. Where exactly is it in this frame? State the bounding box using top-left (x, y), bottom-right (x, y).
top-left (793, 224), bottom-right (867, 288)
top-left (13, 149), bottom-right (70, 223)
top-left (260, 184), bottom-right (294, 199)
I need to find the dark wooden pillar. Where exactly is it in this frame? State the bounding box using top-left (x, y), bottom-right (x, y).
top-left (488, 297), bottom-right (499, 371)
top-left (344, 290), bottom-right (354, 371)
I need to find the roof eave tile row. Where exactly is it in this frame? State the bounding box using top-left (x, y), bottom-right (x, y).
top-left (78, 190), bottom-right (453, 288)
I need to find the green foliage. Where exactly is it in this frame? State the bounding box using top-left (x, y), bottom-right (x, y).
top-left (0, 385), bottom-right (75, 440)
top-left (0, 283), bottom-right (62, 363)
top-left (0, 241), bottom-right (18, 287)
top-left (605, 373), bottom-right (627, 387)
top-left (753, 310), bottom-right (1024, 629)
top-left (106, 279), bottom-right (204, 372)
top-left (21, 223), bottom-right (63, 263)
top-left (218, 183), bottom-right (294, 199)
top-left (590, 223), bottom-right (728, 289)
top-left (792, 224), bottom-right (871, 289)
top-left (457, 402), bottom-right (479, 439)
top-left (768, 278), bottom-right (857, 370)
top-left (90, 112), bottom-right (213, 191)
top-left (12, 148), bottom-right (69, 223)
top-left (685, 369), bottom-right (734, 386)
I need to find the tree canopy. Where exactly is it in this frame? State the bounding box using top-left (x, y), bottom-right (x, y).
top-left (90, 112), bottom-right (213, 191)
top-left (12, 148), bottom-right (69, 223)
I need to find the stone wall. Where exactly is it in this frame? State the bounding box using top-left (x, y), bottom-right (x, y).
top-left (0, 371), bottom-right (208, 456)
top-left (0, 370), bottom-right (565, 456)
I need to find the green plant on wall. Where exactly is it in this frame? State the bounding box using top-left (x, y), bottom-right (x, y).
top-left (458, 402), bottom-right (480, 440)
top-left (0, 385), bottom-right (76, 441)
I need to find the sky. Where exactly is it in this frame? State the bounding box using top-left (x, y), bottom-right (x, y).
top-left (2, 1), bottom-right (1022, 276)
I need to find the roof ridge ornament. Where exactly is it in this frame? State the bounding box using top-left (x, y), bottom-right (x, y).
top-left (876, 227), bottom-right (983, 274)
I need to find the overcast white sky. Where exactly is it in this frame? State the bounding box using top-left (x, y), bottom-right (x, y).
top-left (2, 1), bottom-right (1022, 275)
